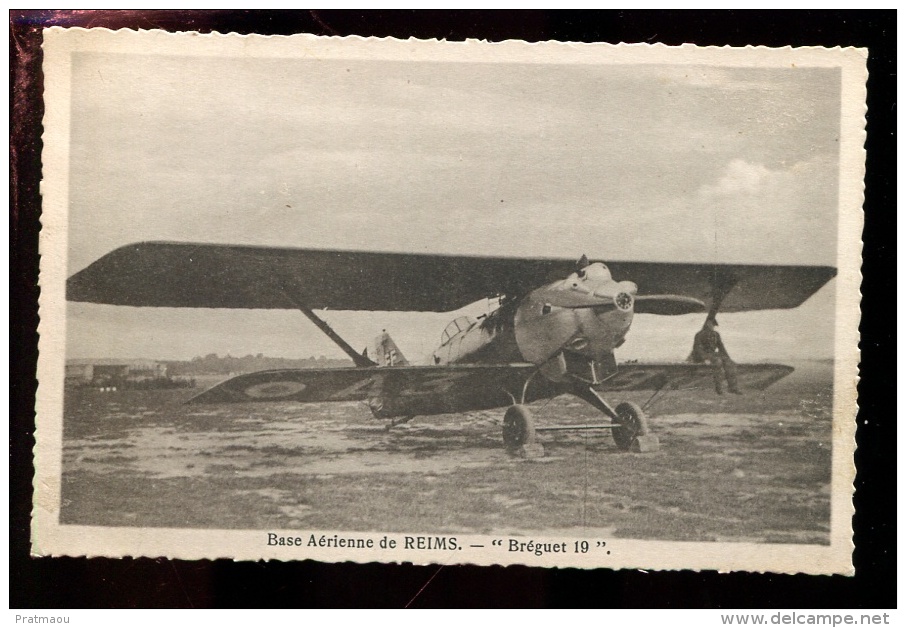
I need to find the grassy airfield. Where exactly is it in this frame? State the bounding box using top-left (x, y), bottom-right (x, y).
top-left (60, 361), bottom-right (832, 545)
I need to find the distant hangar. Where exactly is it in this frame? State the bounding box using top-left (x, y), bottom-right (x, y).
top-left (65, 358), bottom-right (167, 388)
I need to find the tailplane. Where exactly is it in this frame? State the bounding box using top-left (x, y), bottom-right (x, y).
top-left (366, 330), bottom-right (409, 367)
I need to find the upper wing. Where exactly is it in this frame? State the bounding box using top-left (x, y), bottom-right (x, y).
top-left (67, 241), bottom-right (836, 313)
top-left (607, 262), bottom-right (836, 313)
top-left (596, 362), bottom-right (795, 392)
top-left (188, 363), bottom-right (538, 405)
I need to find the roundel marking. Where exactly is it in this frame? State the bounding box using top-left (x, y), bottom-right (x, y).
top-left (245, 381), bottom-right (307, 399)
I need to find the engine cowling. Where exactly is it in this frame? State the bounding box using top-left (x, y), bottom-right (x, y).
top-left (513, 262), bottom-right (635, 370)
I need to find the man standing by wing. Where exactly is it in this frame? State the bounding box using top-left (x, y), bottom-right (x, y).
top-left (690, 315), bottom-right (741, 395)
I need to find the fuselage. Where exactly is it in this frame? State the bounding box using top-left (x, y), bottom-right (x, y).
top-left (369, 262), bottom-right (640, 419)
top-left (432, 262), bottom-right (637, 381)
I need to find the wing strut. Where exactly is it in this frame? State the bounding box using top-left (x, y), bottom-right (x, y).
top-left (708, 270), bottom-right (741, 318)
top-left (274, 279), bottom-right (377, 368)
top-left (298, 308), bottom-right (377, 368)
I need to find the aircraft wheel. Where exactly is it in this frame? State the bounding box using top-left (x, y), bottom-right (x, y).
top-left (612, 401), bottom-right (649, 451)
top-left (502, 404), bottom-right (536, 449)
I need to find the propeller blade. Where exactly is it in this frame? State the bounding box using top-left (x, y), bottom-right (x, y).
top-left (634, 294), bottom-right (707, 315)
top-left (543, 291), bottom-right (615, 310)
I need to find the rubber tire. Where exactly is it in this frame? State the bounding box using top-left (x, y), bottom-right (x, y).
top-left (612, 401), bottom-right (650, 451)
top-left (502, 405), bottom-right (536, 449)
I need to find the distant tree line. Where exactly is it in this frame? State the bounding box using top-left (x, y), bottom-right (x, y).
top-left (164, 354), bottom-right (352, 376)
top-left (119, 377), bottom-right (197, 390)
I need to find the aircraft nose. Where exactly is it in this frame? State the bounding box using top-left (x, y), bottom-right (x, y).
top-left (593, 280), bottom-right (638, 300)
top-left (613, 291), bottom-right (634, 312)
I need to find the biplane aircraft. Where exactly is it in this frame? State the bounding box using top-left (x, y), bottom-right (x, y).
top-left (67, 242), bottom-right (836, 456)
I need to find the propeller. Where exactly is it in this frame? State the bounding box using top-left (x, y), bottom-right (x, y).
top-left (634, 294), bottom-right (707, 315)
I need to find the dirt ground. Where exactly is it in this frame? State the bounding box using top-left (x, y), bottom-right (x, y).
top-left (59, 361), bottom-right (833, 544)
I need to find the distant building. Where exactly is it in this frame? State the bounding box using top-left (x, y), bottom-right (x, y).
top-left (64, 362), bottom-right (95, 386)
top-left (65, 359), bottom-right (167, 387)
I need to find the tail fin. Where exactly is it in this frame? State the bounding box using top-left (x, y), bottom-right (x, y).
top-left (368, 330), bottom-right (409, 367)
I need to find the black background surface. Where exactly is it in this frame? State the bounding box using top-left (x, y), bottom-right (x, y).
top-left (10, 10), bottom-right (895, 608)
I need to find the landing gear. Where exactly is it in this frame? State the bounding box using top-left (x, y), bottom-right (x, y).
top-left (502, 405), bottom-right (544, 458)
top-left (574, 387), bottom-right (660, 453)
top-left (503, 405), bottom-right (535, 448)
top-left (384, 415), bottom-right (415, 431)
top-left (611, 401), bottom-right (649, 451)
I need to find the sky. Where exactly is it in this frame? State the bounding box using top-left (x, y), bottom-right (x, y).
top-left (64, 51), bottom-right (841, 363)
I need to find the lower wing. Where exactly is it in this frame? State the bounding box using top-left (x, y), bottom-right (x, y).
top-left (188, 363), bottom-right (538, 405)
top-left (188, 362), bottom-right (793, 406)
top-left (596, 362), bottom-right (794, 392)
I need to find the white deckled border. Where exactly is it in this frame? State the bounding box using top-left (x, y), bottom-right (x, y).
top-left (34, 28), bottom-right (866, 574)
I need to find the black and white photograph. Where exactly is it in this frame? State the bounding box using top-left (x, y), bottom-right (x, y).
top-left (33, 29), bottom-right (864, 573)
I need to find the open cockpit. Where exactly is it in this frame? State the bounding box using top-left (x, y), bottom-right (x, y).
top-left (440, 315), bottom-right (477, 346)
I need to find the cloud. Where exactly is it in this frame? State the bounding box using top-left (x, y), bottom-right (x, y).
top-left (63, 55), bottom-right (841, 360)
top-left (701, 159), bottom-right (773, 196)
top-left (697, 156), bottom-right (838, 265)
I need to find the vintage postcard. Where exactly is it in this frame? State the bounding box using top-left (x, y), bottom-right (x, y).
top-left (34, 29), bottom-right (865, 573)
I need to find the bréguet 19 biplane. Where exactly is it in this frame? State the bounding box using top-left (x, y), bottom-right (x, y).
top-left (67, 242), bottom-right (836, 456)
